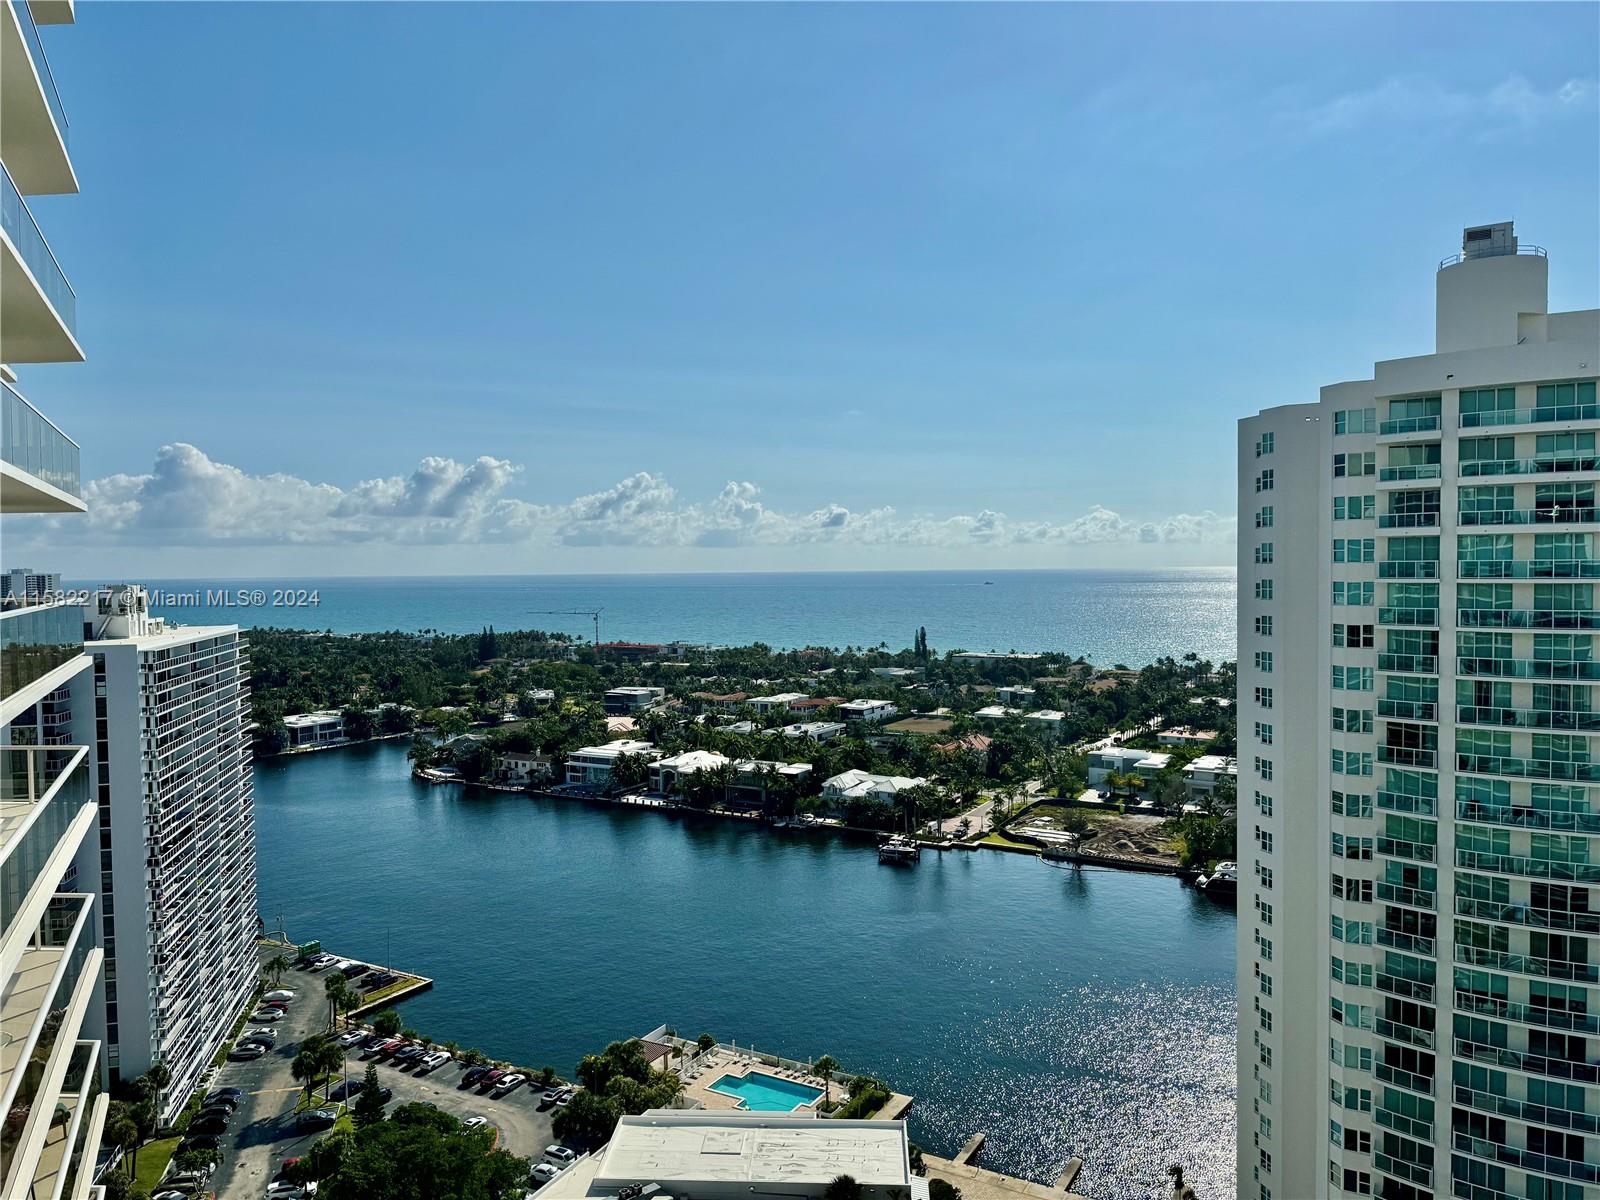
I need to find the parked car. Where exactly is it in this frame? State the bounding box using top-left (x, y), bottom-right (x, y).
top-left (243, 1027), bottom-right (277, 1042)
top-left (543, 1146), bottom-right (577, 1167)
top-left (308, 954), bottom-right (338, 969)
top-left (329, 1079), bottom-right (363, 1100)
top-left (298, 1107), bottom-right (339, 1131)
top-left (194, 1105), bottom-right (235, 1125)
top-left (229, 1043), bottom-right (267, 1061)
top-left (178, 1134), bottom-right (221, 1154)
top-left (362, 1039), bottom-right (401, 1058)
top-left (337, 1030), bottom-right (366, 1047)
top-left (460, 1065), bottom-right (490, 1087)
top-left (476, 1069), bottom-right (504, 1091)
top-left (186, 1115), bottom-right (230, 1137)
top-left (375, 1086), bottom-right (393, 1105)
top-left (530, 1163), bottom-right (562, 1186)
top-left (263, 989), bottom-right (296, 1002)
top-left (199, 1095), bottom-right (239, 1113)
top-left (393, 1045), bottom-right (427, 1064)
top-left (462, 1115), bottom-right (489, 1130)
top-left (494, 1074), bottom-right (527, 1096)
top-left (539, 1086), bottom-right (562, 1106)
top-left (340, 962), bottom-right (369, 979)
top-left (556, 1088), bottom-right (574, 1106)
top-left (249, 1008), bottom-right (285, 1022)
top-left (417, 1051), bottom-right (451, 1074)
top-left (266, 1182), bottom-right (319, 1199)
top-left (206, 1087), bottom-right (243, 1104)
top-left (362, 1033), bottom-right (391, 1050)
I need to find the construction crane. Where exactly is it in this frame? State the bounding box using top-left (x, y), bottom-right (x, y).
top-left (532, 608), bottom-right (603, 648)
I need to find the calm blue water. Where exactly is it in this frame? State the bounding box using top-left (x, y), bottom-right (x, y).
top-left (254, 740), bottom-right (1236, 1200)
top-left (708, 1070), bottom-right (826, 1112)
top-left (122, 569), bottom-right (1236, 666)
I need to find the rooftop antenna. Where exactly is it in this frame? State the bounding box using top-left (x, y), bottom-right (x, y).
top-left (532, 608), bottom-right (604, 648)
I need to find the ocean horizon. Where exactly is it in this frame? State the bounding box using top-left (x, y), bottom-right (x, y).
top-left (86, 567), bottom-right (1238, 667)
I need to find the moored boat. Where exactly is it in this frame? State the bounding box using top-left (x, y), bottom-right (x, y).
top-left (1197, 860), bottom-right (1238, 898)
top-left (877, 835), bottom-right (921, 864)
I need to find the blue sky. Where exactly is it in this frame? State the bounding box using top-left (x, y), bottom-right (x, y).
top-left (13, 2), bottom-right (1599, 576)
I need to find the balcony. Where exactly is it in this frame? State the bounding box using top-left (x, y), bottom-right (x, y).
top-left (1456, 942), bottom-right (1599, 983)
top-left (1377, 699), bottom-right (1438, 721)
top-left (0, 893), bottom-right (93, 1116)
top-left (0, 0), bottom-right (74, 195)
top-left (1459, 560), bottom-right (1600, 580)
top-left (1379, 561), bottom-right (1439, 579)
top-left (1378, 880), bottom-right (1437, 911)
top-left (1461, 455), bottom-right (1600, 478)
top-left (1378, 513), bottom-right (1440, 529)
top-left (1454, 1037), bottom-right (1600, 1083)
top-left (0, 159), bottom-right (78, 364)
top-left (1458, 706), bottom-right (1600, 732)
top-left (1457, 847), bottom-right (1600, 883)
top-left (1452, 1133), bottom-right (1600, 1185)
top-left (1377, 927), bottom-right (1436, 955)
top-left (1379, 415), bottom-right (1442, 436)
top-left (1377, 790), bottom-right (1437, 816)
top-left (0, 602), bottom-right (83, 705)
top-left (1457, 800), bottom-right (1600, 834)
top-left (0, 744), bottom-right (91, 931)
top-left (1457, 657), bottom-right (1600, 681)
top-left (1377, 833), bottom-right (1437, 861)
top-left (1461, 403), bottom-right (1600, 430)
top-left (1379, 464), bottom-right (1442, 482)
top-left (1457, 753), bottom-right (1600, 783)
top-left (1454, 1084), bottom-right (1600, 1135)
top-left (1459, 608), bottom-right (1600, 630)
top-left (1, 380), bottom-right (80, 512)
top-left (1456, 991), bottom-right (1600, 1035)
top-left (1378, 608), bottom-right (1438, 627)
top-left (1377, 746), bottom-right (1438, 769)
top-left (1378, 653), bottom-right (1437, 674)
top-left (1460, 508), bottom-right (1599, 527)
top-left (1454, 896), bottom-right (1600, 933)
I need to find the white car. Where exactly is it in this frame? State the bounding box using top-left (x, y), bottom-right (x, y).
top-left (266, 1182), bottom-right (319, 1198)
top-left (418, 1051), bottom-right (451, 1073)
top-left (337, 1030), bottom-right (366, 1047)
top-left (463, 1115), bottom-right (489, 1130)
top-left (263, 989), bottom-right (296, 1002)
top-left (493, 1073), bottom-right (527, 1095)
top-left (530, 1163), bottom-right (561, 1185)
top-left (249, 1008), bottom-right (285, 1022)
top-left (543, 1146), bottom-right (577, 1167)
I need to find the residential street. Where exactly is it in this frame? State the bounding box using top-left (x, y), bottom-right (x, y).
top-left (197, 961), bottom-right (554, 1200)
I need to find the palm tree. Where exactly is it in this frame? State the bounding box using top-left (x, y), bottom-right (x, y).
top-left (104, 1109), bottom-right (139, 1179)
top-left (812, 1055), bottom-right (838, 1105)
top-left (292, 1046), bottom-right (322, 1102)
top-left (324, 974), bottom-right (353, 1030)
top-left (266, 952), bottom-right (291, 985)
top-left (318, 1037), bottom-right (346, 1099)
top-left (143, 1063), bottom-right (170, 1131)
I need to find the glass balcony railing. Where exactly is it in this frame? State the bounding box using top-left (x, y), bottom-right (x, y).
top-left (9, 0), bottom-right (69, 145)
top-left (1457, 800), bottom-right (1600, 833)
top-left (1377, 832), bottom-right (1437, 860)
top-left (0, 162), bottom-right (76, 334)
top-left (1456, 705), bottom-right (1600, 731)
top-left (1377, 790), bottom-right (1437, 816)
top-left (1456, 753), bottom-right (1600, 782)
top-left (1457, 657), bottom-right (1600, 680)
top-left (1452, 1133), bottom-right (1600, 1184)
top-left (1376, 746), bottom-right (1438, 769)
top-left (0, 746), bottom-right (90, 931)
top-left (1455, 942), bottom-right (1599, 983)
top-left (2, 382), bottom-right (80, 499)
top-left (1379, 464), bottom-right (1442, 482)
top-left (1456, 990), bottom-right (1600, 1034)
top-left (1379, 416), bottom-right (1441, 436)
top-left (1374, 1061), bottom-right (1434, 1097)
top-left (1374, 1016), bottom-right (1434, 1049)
top-left (1461, 455), bottom-right (1600, 478)
top-left (1461, 404), bottom-right (1600, 429)
top-left (1454, 1037), bottom-right (1600, 1084)
top-left (1459, 560), bottom-right (1600, 579)
top-left (1378, 653), bottom-right (1438, 673)
top-left (1379, 561), bottom-right (1439, 578)
top-left (1377, 927), bottom-right (1436, 955)
top-left (1459, 508), bottom-right (1599, 527)
top-left (1378, 880), bottom-right (1436, 910)
top-left (1377, 699), bottom-right (1438, 721)
top-left (1378, 607), bottom-right (1438, 626)
top-left (1458, 608), bottom-right (1600, 630)
top-left (1453, 1084), bottom-right (1600, 1134)
top-left (1456, 848), bottom-right (1600, 883)
top-left (0, 604), bottom-right (83, 700)
top-left (1456, 895), bottom-right (1600, 933)
top-left (1376, 972), bottom-right (1435, 1002)
top-left (1378, 513), bottom-right (1440, 529)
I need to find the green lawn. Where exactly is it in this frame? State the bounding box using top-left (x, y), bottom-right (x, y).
top-left (132, 1135), bottom-right (181, 1193)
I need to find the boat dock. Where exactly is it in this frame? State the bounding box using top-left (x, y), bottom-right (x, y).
top-left (923, 1140), bottom-right (1089, 1200)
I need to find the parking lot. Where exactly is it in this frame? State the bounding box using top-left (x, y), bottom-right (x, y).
top-left (193, 958), bottom-right (555, 1200)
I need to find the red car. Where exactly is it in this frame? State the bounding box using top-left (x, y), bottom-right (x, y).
top-left (478, 1069), bottom-right (504, 1089)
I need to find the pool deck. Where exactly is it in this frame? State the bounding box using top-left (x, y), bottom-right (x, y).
top-left (680, 1050), bottom-right (833, 1112)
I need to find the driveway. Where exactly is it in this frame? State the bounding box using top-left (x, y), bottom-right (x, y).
top-left (204, 961), bottom-right (555, 1200)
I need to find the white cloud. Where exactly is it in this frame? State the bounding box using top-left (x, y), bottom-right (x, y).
top-left (1286, 73), bottom-right (1597, 137)
top-left (11, 443), bottom-right (1235, 554)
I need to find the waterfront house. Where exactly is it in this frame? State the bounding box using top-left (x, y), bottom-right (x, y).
top-left (839, 698), bottom-right (898, 724)
top-left (1183, 754), bottom-right (1238, 803)
top-left (748, 692), bottom-right (809, 715)
top-left (1022, 709), bottom-right (1067, 742)
top-left (649, 749), bottom-right (731, 794)
top-left (1085, 747), bottom-right (1173, 787)
top-left (1157, 726), bottom-right (1218, 747)
top-left (284, 710), bottom-right (346, 749)
top-left (604, 686), bottom-right (665, 715)
top-left (871, 666), bottom-right (920, 680)
top-left (565, 740), bottom-right (661, 785)
top-left (780, 721), bottom-right (847, 743)
top-left (495, 751), bottom-right (556, 786)
top-left (597, 642), bottom-right (664, 662)
top-left (996, 685), bottom-right (1036, 706)
top-left (822, 769), bottom-right (929, 803)
top-left (725, 760), bottom-right (812, 809)
top-left (537, 1110), bottom-right (918, 1200)
top-left (950, 651), bottom-right (1043, 666)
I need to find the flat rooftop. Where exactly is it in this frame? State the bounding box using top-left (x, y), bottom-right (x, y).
top-left (593, 1112), bottom-right (911, 1189)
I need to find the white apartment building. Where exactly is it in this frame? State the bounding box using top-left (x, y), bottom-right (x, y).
top-left (77, 585), bottom-right (258, 1121)
top-left (564, 739), bottom-right (660, 786)
top-left (603, 686), bottom-right (665, 716)
top-left (839, 698), bottom-right (898, 723)
top-left (1, 1), bottom-right (110, 1195)
top-left (2, 567), bottom-right (63, 601)
top-left (1237, 223), bottom-right (1599, 1200)
top-left (283, 708), bottom-right (346, 749)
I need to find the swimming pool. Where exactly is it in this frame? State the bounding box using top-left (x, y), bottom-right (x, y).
top-left (707, 1070), bottom-right (825, 1112)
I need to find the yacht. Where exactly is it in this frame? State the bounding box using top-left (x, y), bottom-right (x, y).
top-left (1198, 861), bottom-right (1238, 898)
top-left (877, 835), bottom-right (921, 864)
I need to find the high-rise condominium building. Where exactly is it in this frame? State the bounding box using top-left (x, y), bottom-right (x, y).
top-left (1, 0), bottom-right (109, 1196)
top-left (73, 585), bottom-right (258, 1117)
top-left (2, 567), bottom-right (63, 602)
top-left (1238, 223), bottom-right (1599, 1200)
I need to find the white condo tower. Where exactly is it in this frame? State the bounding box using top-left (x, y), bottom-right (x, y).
top-left (1238, 224), bottom-right (1599, 1200)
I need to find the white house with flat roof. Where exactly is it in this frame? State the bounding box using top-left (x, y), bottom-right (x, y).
top-left (283, 709), bottom-right (346, 748)
top-left (748, 692), bottom-right (808, 715)
top-left (996, 685), bottom-right (1036, 706)
top-left (781, 721), bottom-right (846, 742)
top-left (973, 704), bottom-right (1020, 722)
top-left (604, 687), bottom-right (665, 716)
top-left (839, 698), bottom-right (898, 723)
top-left (539, 1111), bottom-right (918, 1200)
top-left (1022, 709), bottom-right (1066, 741)
top-left (1183, 754), bottom-right (1238, 802)
top-left (565, 740), bottom-right (660, 785)
top-left (1085, 747), bottom-right (1172, 784)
